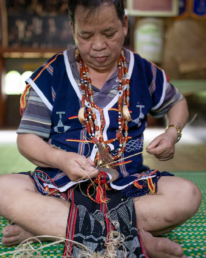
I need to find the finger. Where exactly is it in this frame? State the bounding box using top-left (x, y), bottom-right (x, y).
top-left (146, 137), bottom-right (162, 151)
top-left (147, 145), bottom-right (167, 155)
top-left (86, 157), bottom-right (95, 165)
top-left (79, 160), bottom-right (99, 177)
top-left (154, 153), bottom-right (174, 161)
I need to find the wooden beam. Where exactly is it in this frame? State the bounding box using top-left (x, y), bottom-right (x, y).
top-left (0, 0), bottom-right (8, 47)
top-left (0, 47), bottom-right (65, 58)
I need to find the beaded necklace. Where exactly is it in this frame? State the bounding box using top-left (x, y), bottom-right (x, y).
top-left (77, 49), bottom-right (132, 166)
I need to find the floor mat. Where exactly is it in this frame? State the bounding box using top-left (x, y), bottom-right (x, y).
top-left (0, 172), bottom-right (205, 257)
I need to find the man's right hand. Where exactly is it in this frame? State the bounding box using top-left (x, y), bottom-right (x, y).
top-left (56, 152), bottom-right (99, 182)
top-left (17, 134), bottom-right (99, 182)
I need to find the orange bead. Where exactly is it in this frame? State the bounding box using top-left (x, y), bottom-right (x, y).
top-left (124, 68), bottom-right (128, 73)
top-left (86, 122), bottom-right (91, 134)
top-left (126, 91), bottom-right (130, 96)
top-left (89, 119), bottom-right (94, 134)
top-left (81, 95), bottom-right (85, 107)
top-left (80, 68), bottom-right (83, 78)
top-left (91, 102), bottom-right (95, 108)
top-left (88, 90), bottom-right (93, 96)
top-left (124, 126), bottom-right (129, 131)
top-left (88, 78), bottom-right (91, 84)
top-left (87, 108), bottom-right (92, 113)
top-left (121, 120), bottom-right (125, 128)
top-left (123, 91), bottom-right (126, 103)
top-left (126, 79), bottom-right (130, 84)
top-left (118, 86), bottom-right (122, 91)
top-left (99, 136), bottom-right (103, 143)
top-left (113, 155), bottom-right (119, 161)
top-left (122, 79), bottom-right (126, 86)
top-left (118, 69), bottom-right (122, 80)
top-left (121, 147), bottom-right (125, 152)
top-left (116, 131), bottom-right (123, 139)
top-left (117, 118), bottom-right (121, 122)
top-left (81, 83), bottom-right (85, 90)
top-left (95, 125), bottom-right (99, 131)
top-left (124, 137), bottom-right (128, 142)
top-left (92, 114), bottom-right (96, 120)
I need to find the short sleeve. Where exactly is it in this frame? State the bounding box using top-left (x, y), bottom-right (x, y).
top-left (25, 52), bottom-right (64, 112)
top-left (148, 63), bottom-right (168, 111)
top-left (149, 82), bottom-right (183, 118)
top-left (17, 88), bottom-right (52, 139)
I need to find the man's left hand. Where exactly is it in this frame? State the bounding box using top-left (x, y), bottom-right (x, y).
top-left (146, 129), bottom-right (178, 161)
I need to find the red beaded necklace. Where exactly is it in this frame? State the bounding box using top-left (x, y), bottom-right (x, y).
top-left (77, 49), bottom-right (132, 166)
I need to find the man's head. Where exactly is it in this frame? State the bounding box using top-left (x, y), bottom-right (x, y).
top-left (68, 0), bottom-right (125, 25)
top-left (68, 0), bottom-right (128, 73)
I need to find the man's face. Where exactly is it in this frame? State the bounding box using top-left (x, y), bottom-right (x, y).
top-left (71, 4), bottom-right (128, 72)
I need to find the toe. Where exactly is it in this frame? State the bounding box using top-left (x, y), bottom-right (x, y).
top-left (156, 239), bottom-right (184, 257)
top-left (2, 225), bottom-right (19, 237)
top-left (2, 235), bottom-right (20, 246)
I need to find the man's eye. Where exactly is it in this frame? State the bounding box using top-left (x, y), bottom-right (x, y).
top-left (81, 35), bottom-right (92, 40)
top-left (105, 32), bottom-right (116, 38)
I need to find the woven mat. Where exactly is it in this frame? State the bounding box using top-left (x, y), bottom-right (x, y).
top-left (0, 172), bottom-right (205, 257)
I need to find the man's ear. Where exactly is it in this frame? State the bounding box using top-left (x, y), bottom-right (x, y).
top-left (123, 15), bottom-right (128, 36)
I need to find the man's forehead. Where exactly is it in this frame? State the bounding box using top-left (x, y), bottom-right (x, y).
top-left (74, 4), bottom-right (118, 25)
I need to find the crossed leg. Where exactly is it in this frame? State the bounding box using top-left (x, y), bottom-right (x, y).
top-left (0, 174), bottom-right (202, 258)
top-left (0, 174), bottom-right (69, 246)
top-left (134, 176), bottom-right (202, 258)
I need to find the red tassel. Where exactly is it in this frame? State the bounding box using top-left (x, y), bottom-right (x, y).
top-left (95, 185), bottom-right (103, 203)
top-left (87, 172), bottom-right (110, 204)
top-left (147, 178), bottom-right (156, 194)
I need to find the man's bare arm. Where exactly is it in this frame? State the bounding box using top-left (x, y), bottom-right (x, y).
top-left (17, 134), bottom-right (99, 181)
top-left (146, 97), bottom-right (189, 161)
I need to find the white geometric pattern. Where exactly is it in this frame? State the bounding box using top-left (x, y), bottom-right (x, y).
top-left (125, 139), bottom-right (143, 153)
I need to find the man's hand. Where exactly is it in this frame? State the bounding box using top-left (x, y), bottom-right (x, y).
top-left (146, 128), bottom-right (178, 161)
top-left (56, 152), bottom-right (99, 182)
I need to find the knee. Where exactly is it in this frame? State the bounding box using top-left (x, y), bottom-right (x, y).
top-left (0, 175), bottom-right (13, 212)
top-left (183, 179), bottom-right (202, 215)
top-left (0, 174), bottom-right (11, 194)
top-left (170, 179), bottom-right (202, 222)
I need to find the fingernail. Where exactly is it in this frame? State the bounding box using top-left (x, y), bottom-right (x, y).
top-left (4, 230), bottom-right (9, 236)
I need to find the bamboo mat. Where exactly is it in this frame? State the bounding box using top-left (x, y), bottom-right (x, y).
top-left (0, 172), bottom-right (205, 257)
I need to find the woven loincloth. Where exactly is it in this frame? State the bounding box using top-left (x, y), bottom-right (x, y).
top-left (63, 179), bottom-right (148, 258)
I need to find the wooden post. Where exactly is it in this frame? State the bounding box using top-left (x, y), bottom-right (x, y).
top-left (0, 56), bottom-right (6, 128)
top-left (0, 0), bottom-right (7, 128)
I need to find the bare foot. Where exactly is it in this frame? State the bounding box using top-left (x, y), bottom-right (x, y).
top-left (2, 224), bottom-right (35, 246)
top-left (140, 231), bottom-right (187, 258)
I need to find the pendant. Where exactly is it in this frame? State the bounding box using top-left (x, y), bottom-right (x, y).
top-left (97, 159), bottom-right (105, 167)
top-left (78, 107), bottom-right (86, 125)
top-left (123, 105), bottom-right (132, 122)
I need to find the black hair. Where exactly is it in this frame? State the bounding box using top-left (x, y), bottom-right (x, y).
top-left (68, 0), bottom-right (125, 24)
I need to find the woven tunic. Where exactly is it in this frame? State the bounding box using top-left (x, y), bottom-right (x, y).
top-left (22, 49), bottom-right (174, 194)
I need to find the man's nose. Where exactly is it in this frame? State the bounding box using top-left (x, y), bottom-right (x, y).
top-left (92, 36), bottom-right (106, 50)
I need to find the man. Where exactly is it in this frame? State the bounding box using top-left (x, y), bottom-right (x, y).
top-left (0, 1), bottom-right (202, 257)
